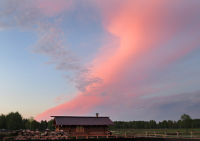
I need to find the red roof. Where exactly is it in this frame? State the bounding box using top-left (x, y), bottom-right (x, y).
top-left (51, 116), bottom-right (114, 126)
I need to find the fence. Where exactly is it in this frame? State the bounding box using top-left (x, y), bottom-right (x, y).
top-left (2, 130), bottom-right (200, 140)
top-left (112, 130), bottom-right (200, 139)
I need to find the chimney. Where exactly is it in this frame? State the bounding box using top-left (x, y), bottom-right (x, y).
top-left (96, 113), bottom-right (99, 117)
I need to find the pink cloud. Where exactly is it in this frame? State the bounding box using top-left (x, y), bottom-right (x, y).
top-left (35, 94), bottom-right (104, 121)
top-left (35, 1), bottom-right (200, 121)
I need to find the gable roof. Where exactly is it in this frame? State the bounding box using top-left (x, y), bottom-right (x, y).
top-left (51, 116), bottom-right (114, 126)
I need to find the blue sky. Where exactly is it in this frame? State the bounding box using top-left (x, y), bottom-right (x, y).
top-left (1, 0), bottom-right (200, 122)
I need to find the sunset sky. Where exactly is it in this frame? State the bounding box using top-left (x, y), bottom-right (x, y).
top-left (1, 0), bottom-right (200, 122)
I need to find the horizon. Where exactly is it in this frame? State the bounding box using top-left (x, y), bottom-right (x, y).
top-left (0, 111), bottom-right (195, 123)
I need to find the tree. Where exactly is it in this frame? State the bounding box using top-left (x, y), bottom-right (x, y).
top-left (25, 121), bottom-right (30, 129)
top-left (22, 118), bottom-right (28, 129)
top-left (149, 120), bottom-right (157, 128)
top-left (167, 120), bottom-right (174, 128)
top-left (144, 123), bottom-right (148, 129)
top-left (40, 120), bottom-right (48, 130)
top-left (173, 120), bottom-right (178, 128)
top-left (6, 112), bottom-right (22, 130)
top-left (30, 120), bottom-right (40, 130)
top-left (177, 120), bottom-right (182, 128)
top-left (48, 119), bottom-right (55, 130)
top-left (25, 117), bottom-right (41, 130)
top-left (162, 120), bottom-right (168, 128)
top-left (25, 117), bottom-right (34, 129)
top-left (191, 120), bottom-right (197, 128)
top-left (180, 114), bottom-right (192, 134)
top-left (0, 114), bottom-right (6, 129)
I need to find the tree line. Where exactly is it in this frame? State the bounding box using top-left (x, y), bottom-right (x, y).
top-left (110, 114), bottom-right (200, 130)
top-left (0, 112), bottom-right (55, 130)
top-left (0, 112), bottom-right (199, 131)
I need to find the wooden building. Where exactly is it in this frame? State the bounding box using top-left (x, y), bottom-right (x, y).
top-left (51, 114), bottom-right (114, 136)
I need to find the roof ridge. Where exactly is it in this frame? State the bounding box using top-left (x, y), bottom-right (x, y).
top-left (51, 116), bottom-right (109, 118)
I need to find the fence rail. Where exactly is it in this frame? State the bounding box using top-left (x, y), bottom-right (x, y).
top-left (111, 130), bottom-right (200, 139)
top-left (3, 130), bottom-right (200, 140)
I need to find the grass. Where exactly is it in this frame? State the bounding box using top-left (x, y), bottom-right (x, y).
top-left (112, 128), bottom-right (200, 132)
top-left (111, 128), bottom-right (200, 136)
top-left (110, 129), bottom-right (200, 140)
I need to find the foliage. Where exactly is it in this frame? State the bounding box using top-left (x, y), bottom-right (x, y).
top-left (6, 112), bottom-right (22, 130)
top-left (22, 118), bottom-right (28, 129)
top-left (48, 119), bottom-right (55, 129)
top-left (40, 120), bottom-right (48, 130)
top-left (180, 113), bottom-right (192, 133)
top-left (0, 111), bottom-right (54, 131)
top-left (25, 117), bottom-right (40, 130)
top-left (0, 111), bottom-right (199, 131)
top-left (181, 114), bottom-right (192, 128)
top-left (110, 114), bottom-right (199, 130)
top-left (0, 114), bottom-right (6, 129)
top-left (30, 120), bottom-right (40, 130)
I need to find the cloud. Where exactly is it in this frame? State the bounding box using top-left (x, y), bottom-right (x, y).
top-left (0, 0), bottom-right (73, 30)
top-left (74, 73), bottom-right (103, 92)
top-left (31, 23), bottom-right (82, 72)
top-left (0, 0), bottom-right (103, 93)
top-left (35, 93), bottom-right (103, 121)
top-left (35, 0), bottom-right (200, 121)
top-left (0, 0), bottom-right (40, 30)
top-left (2, 0), bottom-right (200, 121)
top-left (30, 22), bottom-right (103, 93)
top-left (139, 90), bottom-right (200, 121)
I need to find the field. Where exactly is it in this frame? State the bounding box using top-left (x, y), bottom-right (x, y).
top-left (112, 128), bottom-right (200, 132)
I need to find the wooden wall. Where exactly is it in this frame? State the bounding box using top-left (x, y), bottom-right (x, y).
top-left (57, 125), bottom-right (109, 136)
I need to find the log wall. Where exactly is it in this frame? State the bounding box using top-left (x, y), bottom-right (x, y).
top-left (57, 125), bottom-right (109, 136)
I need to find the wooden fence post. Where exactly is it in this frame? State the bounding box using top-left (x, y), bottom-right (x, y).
top-left (154, 131), bottom-right (156, 137)
top-left (146, 131), bottom-right (147, 137)
top-left (177, 131), bottom-right (179, 138)
top-left (131, 130), bottom-right (132, 137)
top-left (191, 131), bottom-right (193, 139)
top-left (165, 131), bottom-right (167, 138)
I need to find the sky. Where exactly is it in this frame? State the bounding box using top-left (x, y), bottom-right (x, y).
top-left (1, 0), bottom-right (200, 122)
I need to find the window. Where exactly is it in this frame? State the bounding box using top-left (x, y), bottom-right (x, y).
top-left (76, 126), bottom-right (84, 132)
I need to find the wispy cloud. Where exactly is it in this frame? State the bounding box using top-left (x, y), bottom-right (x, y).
top-left (0, 0), bottom-right (73, 30)
top-left (0, 0), bottom-right (103, 93)
top-left (30, 22), bottom-right (103, 92)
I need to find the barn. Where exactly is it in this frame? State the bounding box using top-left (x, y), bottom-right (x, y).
top-left (51, 114), bottom-right (114, 136)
